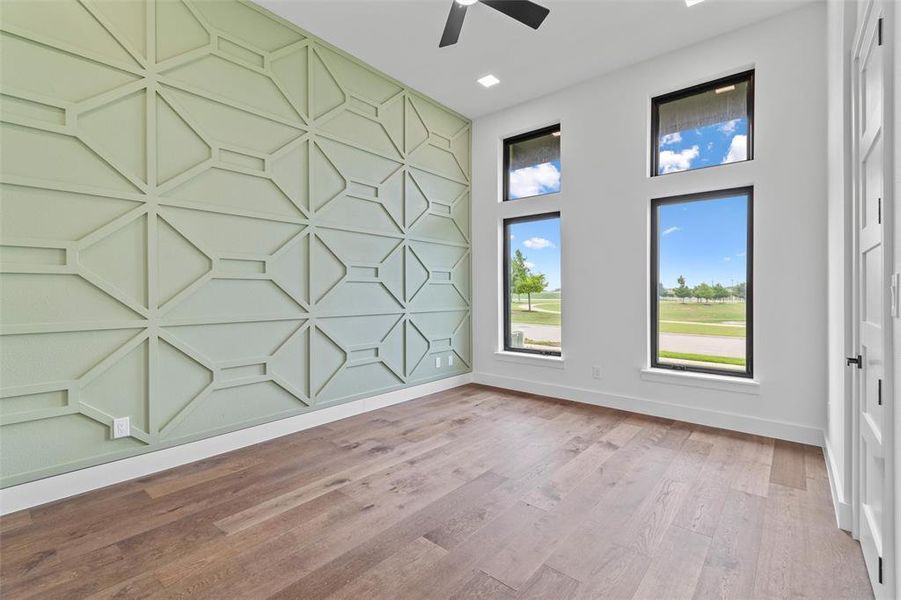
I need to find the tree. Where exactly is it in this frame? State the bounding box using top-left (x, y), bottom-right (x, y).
top-left (510, 249), bottom-right (529, 301)
top-left (693, 282), bottom-right (713, 303)
top-left (657, 282), bottom-right (668, 299)
top-left (516, 273), bottom-right (547, 311)
top-left (733, 281), bottom-right (746, 300)
top-left (674, 275), bottom-right (692, 303)
top-left (712, 283), bottom-right (729, 302)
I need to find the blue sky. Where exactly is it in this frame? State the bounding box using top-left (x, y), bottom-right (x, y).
top-left (658, 117), bottom-right (748, 174)
top-left (509, 216), bottom-right (561, 290)
top-left (658, 194), bottom-right (747, 288)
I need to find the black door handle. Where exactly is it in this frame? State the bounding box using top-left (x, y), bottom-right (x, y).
top-left (847, 355), bottom-right (863, 369)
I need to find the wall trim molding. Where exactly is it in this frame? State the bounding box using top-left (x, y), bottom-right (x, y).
top-left (824, 437), bottom-right (853, 531)
top-left (473, 372), bottom-right (824, 446)
top-left (0, 374), bottom-right (472, 516)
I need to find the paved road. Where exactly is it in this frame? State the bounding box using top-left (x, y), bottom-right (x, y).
top-left (511, 325), bottom-right (744, 359)
top-left (659, 333), bottom-right (744, 358)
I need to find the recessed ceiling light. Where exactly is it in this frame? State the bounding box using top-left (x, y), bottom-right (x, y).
top-left (715, 85), bottom-right (736, 94)
top-left (685, 0), bottom-right (705, 6)
top-left (477, 74), bottom-right (500, 88)
top-left (457, 0), bottom-right (479, 5)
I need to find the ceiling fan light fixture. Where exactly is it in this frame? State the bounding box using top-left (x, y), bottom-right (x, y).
top-left (685, 0), bottom-right (706, 6)
top-left (477, 74), bottom-right (500, 88)
top-left (457, 0), bottom-right (478, 5)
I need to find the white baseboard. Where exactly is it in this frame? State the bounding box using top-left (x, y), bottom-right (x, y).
top-left (474, 372), bottom-right (824, 446)
top-left (0, 374), bottom-right (472, 516)
top-left (823, 438), bottom-right (853, 531)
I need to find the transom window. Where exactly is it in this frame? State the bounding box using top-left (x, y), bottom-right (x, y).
top-left (651, 71), bottom-right (754, 176)
top-left (503, 125), bottom-right (561, 201)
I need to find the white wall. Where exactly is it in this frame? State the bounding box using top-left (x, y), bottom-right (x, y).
top-left (825, 0), bottom-right (856, 529)
top-left (470, 4), bottom-right (828, 445)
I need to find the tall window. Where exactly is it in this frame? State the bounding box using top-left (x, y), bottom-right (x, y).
top-left (651, 71), bottom-right (754, 176)
top-left (504, 213), bottom-right (561, 356)
top-left (504, 125), bottom-right (561, 201)
top-left (651, 188), bottom-right (752, 377)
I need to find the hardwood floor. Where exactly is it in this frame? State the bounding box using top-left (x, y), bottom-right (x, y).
top-left (0, 384), bottom-right (872, 599)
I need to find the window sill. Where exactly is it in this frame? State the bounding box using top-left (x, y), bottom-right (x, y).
top-left (640, 368), bottom-right (759, 395)
top-left (494, 351), bottom-right (565, 369)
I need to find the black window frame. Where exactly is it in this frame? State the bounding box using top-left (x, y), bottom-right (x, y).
top-left (503, 124), bottom-right (561, 201)
top-left (650, 70), bottom-right (755, 177)
top-left (650, 187), bottom-right (754, 378)
top-left (503, 211), bottom-right (562, 357)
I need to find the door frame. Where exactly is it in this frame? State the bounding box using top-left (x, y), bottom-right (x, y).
top-left (850, 0), bottom-right (896, 597)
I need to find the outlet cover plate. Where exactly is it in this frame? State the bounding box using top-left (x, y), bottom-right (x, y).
top-left (112, 416), bottom-right (130, 439)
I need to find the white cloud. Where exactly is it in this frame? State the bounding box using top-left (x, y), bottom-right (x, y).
top-left (523, 261), bottom-right (535, 269)
top-left (722, 134), bottom-right (747, 164)
top-left (661, 226), bottom-right (680, 236)
top-left (660, 132), bottom-right (682, 146)
top-left (719, 119), bottom-right (740, 134)
top-left (723, 256), bottom-right (732, 262)
top-left (707, 142), bottom-right (714, 151)
top-left (523, 237), bottom-right (555, 250)
top-left (658, 145), bottom-right (700, 174)
top-left (509, 162), bottom-right (560, 199)
top-left (736, 251), bottom-right (746, 257)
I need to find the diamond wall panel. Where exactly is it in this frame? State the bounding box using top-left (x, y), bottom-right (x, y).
top-left (0, 0), bottom-right (471, 487)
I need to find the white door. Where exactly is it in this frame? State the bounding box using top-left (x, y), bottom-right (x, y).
top-left (852, 2), bottom-right (894, 597)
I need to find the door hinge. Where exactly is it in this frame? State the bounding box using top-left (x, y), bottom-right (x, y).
top-left (878, 197), bottom-right (882, 224)
top-left (878, 556), bottom-right (883, 584)
top-left (878, 17), bottom-right (883, 46)
top-left (847, 355), bottom-right (863, 369)
top-left (878, 378), bottom-right (883, 405)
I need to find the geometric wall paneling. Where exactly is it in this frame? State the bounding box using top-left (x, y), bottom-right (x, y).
top-left (406, 168), bottom-right (470, 244)
top-left (0, 122), bottom-right (141, 195)
top-left (311, 228), bottom-right (405, 313)
top-left (406, 241), bottom-right (470, 310)
top-left (156, 93), bottom-right (211, 185)
top-left (313, 315), bottom-right (405, 403)
top-left (0, 184), bottom-right (142, 242)
top-left (190, 0), bottom-right (304, 53)
top-left (312, 137), bottom-right (405, 234)
top-left (0, 31), bottom-right (140, 105)
top-left (404, 95), bottom-right (470, 182)
top-left (0, 0), bottom-right (469, 488)
top-left (159, 85), bottom-right (305, 155)
top-left (407, 310), bottom-right (471, 381)
top-left (155, 0), bottom-right (209, 63)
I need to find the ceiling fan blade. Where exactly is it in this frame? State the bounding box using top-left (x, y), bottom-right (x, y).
top-left (481, 0), bottom-right (549, 29)
top-left (439, 1), bottom-right (468, 47)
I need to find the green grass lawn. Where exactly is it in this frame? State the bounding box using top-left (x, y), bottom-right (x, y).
top-left (659, 351), bottom-right (746, 367)
top-left (510, 307), bottom-right (561, 326)
top-left (659, 301), bottom-right (746, 323)
top-left (522, 299), bottom-right (560, 312)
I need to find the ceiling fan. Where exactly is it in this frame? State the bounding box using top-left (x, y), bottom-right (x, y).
top-left (439, 0), bottom-right (550, 48)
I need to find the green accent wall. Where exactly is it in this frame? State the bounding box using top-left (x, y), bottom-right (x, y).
top-left (0, 0), bottom-right (471, 487)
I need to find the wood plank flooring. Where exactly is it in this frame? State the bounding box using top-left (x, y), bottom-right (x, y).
top-left (0, 384), bottom-right (872, 599)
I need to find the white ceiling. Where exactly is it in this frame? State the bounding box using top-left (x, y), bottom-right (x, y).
top-left (259, 0), bottom-right (816, 118)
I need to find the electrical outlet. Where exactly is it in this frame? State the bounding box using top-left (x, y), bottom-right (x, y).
top-left (592, 366), bottom-right (601, 380)
top-left (112, 416), bottom-right (130, 439)
top-left (435, 356), bottom-right (442, 368)
top-left (448, 354), bottom-right (455, 367)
